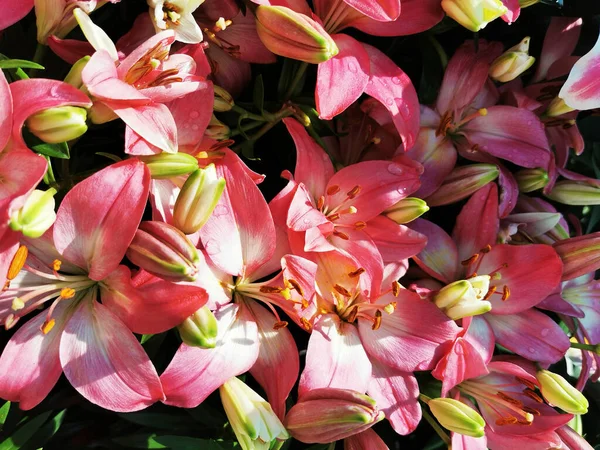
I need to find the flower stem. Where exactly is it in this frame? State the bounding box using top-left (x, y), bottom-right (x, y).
top-left (570, 342), bottom-right (600, 354)
top-left (283, 62), bottom-right (308, 101)
top-left (422, 409), bottom-right (451, 446)
top-left (29, 43), bottom-right (47, 77)
top-left (231, 105), bottom-right (266, 122)
top-left (428, 35), bottom-right (448, 69)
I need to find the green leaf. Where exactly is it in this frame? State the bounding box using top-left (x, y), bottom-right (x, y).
top-left (0, 60), bottom-right (44, 70)
top-left (0, 411), bottom-right (52, 450)
top-left (113, 434), bottom-right (228, 450)
top-left (22, 130), bottom-right (70, 159)
top-left (20, 410), bottom-right (66, 450)
top-left (253, 75), bottom-right (265, 113)
top-left (141, 334), bottom-right (154, 344)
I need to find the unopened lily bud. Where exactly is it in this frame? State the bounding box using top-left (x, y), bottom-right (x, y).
top-left (553, 232), bottom-right (600, 280)
top-left (489, 37), bottom-right (535, 82)
top-left (384, 198), bottom-right (429, 224)
top-left (516, 168), bottom-right (549, 193)
top-left (220, 377), bottom-right (289, 450)
top-left (205, 115), bottom-right (230, 140)
top-left (26, 106), bottom-right (88, 143)
top-left (213, 85), bottom-right (234, 112)
top-left (546, 97), bottom-right (576, 118)
top-left (441, 0), bottom-right (508, 32)
top-left (284, 388), bottom-right (384, 444)
top-left (536, 370), bottom-right (588, 415)
top-left (173, 165), bottom-right (226, 234)
top-left (519, 0), bottom-right (540, 7)
top-left (546, 181), bottom-right (600, 206)
top-left (9, 188), bottom-right (57, 238)
top-left (434, 276), bottom-right (492, 320)
top-left (177, 306), bottom-right (218, 348)
top-left (428, 398), bottom-right (486, 438)
top-left (426, 164), bottom-right (499, 206)
top-left (126, 221), bottom-right (200, 281)
top-left (256, 5), bottom-right (338, 64)
top-left (64, 56), bottom-right (90, 89)
top-left (139, 153), bottom-right (199, 179)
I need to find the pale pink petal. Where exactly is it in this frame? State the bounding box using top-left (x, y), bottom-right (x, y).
top-left (560, 32), bottom-right (600, 111)
top-left (451, 433), bottom-right (487, 450)
top-left (364, 216), bottom-right (427, 263)
top-left (161, 303), bottom-right (259, 408)
top-left (359, 291), bottom-right (460, 372)
top-left (350, 0), bottom-right (443, 36)
top-left (479, 244), bottom-right (563, 314)
top-left (485, 310), bottom-right (570, 364)
top-left (167, 84), bottom-right (214, 147)
top-left (299, 314), bottom-right (372, 395)
top-left (534, 17), bottom-right (583, 82)
top-left (0, 70), bottom-right (12, 150)
top-left (0, 301), bottom-right (69, 410)
top-left (200, 150), bottom-right (276, 278)
top-left (247, 301), bottom-right (299, 419)
top-left (317, 34), bottom-right (370, 120)
top-left (53, 159), bottom-right (150, 281)
top-left (117, 31), bottom-right (175, 78)
top-left (500, 0), bottom-right (520, 23)
top-left (452, 183), bottom-right (499, 263)
top-left (362, 43), bottom-right (419, 149)
top-left (284, 117), bottom-right (334, 199)
top-left (60, 298), bottom-right (164, 412)
top-left (343, 0), bottom-right (400, 21)
top-left (344, 429), bottom-right (389, 450)
top-left (116, 103), bottom-right (178, 154)
top-left (485, 428), bottom-right (562, 449)
top-left (368, 361), bottom-right (421, 435)
top-left (0, 0), bottom-right (33, 30)
top-left (410, 219), bottom-right (459, 284)
top-left (460, 106), bottom-right (551, 169)
top-left (100, 267), bottom-right (208, 335)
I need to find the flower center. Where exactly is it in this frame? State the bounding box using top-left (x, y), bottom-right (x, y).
top-left (460, 244), bottom-right (511, 302)
top-left (317, 184), bottom-right (365, 240)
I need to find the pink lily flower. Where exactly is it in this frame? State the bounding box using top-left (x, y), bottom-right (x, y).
top-left (408, 40), bottom-right (552, 199)
top-left (0, 0), bottom-right (33, 31)
top-left (411, 183), bottom-right (570, 374)
top-left (287, 248), bottom-right (460, 435)
top-left (74, 9), bottom-right (208, 154)
top-left (0, 159), bottom-right (207, 411)
top-left (452, 357), bottom-right (573, 450)
top-left (276, 117), bottom-right (425, 290)
top-left (159, 151), bottom-right (311, 419)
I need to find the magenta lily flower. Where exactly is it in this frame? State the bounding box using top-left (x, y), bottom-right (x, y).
top-left (411, 183), bottom-right (570, 376)
top-left (288, 248), bottom-right (460, 435)
top-left (276, 117), bottom-right (425, 291)
top-left (0, 0), bottom-right (33, 30)
top-left (452, 357), bottom-right (573, 449)
top-left (0, 160), bottom-right (207, 411)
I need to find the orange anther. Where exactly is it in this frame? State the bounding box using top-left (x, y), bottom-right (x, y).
top-left (41, 319), bottom-right (56, 334)
top-left (327, 185), bottom-right (340, 196)
top-left (334, 284), bottom-right (352, 297)
top-left (348, 268), bottom-right (365, 278)
top-left (52, 259), bottom-right (62, 272)
top-left (502, 285), bottom-right (511, 301)
top-left (273, 321), bottom-right (289, 330)
top-left (333, 230), bottom-right (350, 240)
top-left (371, 310), bottom-right (382, 330)
top-left (392, 281), bottom-right (401, 297)
top-left (346, 185), bottom-right (362, 199)
top-left (60, 288), bottom-right (76, 299)
top-left (8, 246), bottom-right (28, 281)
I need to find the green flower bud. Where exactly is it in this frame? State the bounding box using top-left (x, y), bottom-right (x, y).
top-left (213, 85), bottom-right (235, 112)
top-left (26, 106), bottom-right (88, 143)
top-left (9, 188), bottom-right (57, 238)
top-left (545, 97), bottom-right (576, 118)
top-left (428, 398), bottom-right (486, 438)
top-left (546, 181), bottom-right (600, 206)
top-left (536, 370), bottom-right (589, 415)
top-left (441, 0), bottom-right (508, 32)
top-left (516, 168), bottom-right (549, 193)
top-left (177, 306), bottom-right (219, 348)
top-left (434, 276), bottom-right (492, 320)
top-left (64, 56), bottom-right (90, 89)
top-left (384, 198), bottom-right (429, 224)
top-left (139, 152), bottom-right (199, 179)
top-left (489, 37), bottom-right (536, 83)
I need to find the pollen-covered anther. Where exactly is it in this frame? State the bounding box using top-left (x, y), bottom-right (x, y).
top-left (354, 221), bottom-right (367, 230)
top-left (346, 206), bottom-right (357, 214)
top-left (346, 185), bottom-right (361, 199)
top-left (483, 285), bottom-right (496, 300)
top-left (273, 321), bottom-right (288, 330)
top-left (523, 388), bottom-right (544, 403)
top-left (522, 406), bottom-right (541, 416)
top-left (327, 185), bottom-right (340, 196)
top-left (502, 285), bottom-right (510, 301)
top-left (384, 302), bottom-right (396, 314)
top-left (60, 288), bottom-right (76, 299)
top-left (496, 391), bottom-right (523, 407)
top-left (371, 310), bottom-right (382, 330)
top-left (334, 284), bottom-right (352, 297)
top-left (348, 268), bottom-right (365, 278)
top-left (516, 376), bottom-right (538, 391)
top-left (7, 245), bottom-right (28, 282)
top-left (317, 196), bottom-right (325, 210)
top-left (41, 318), bottom-right (56, 334)
top-left (392, 281), bottom-right (401, 297)
top-left (495, 416), bottom-right (518, 426)
top-left (286, 278), bottom-right (304, 296)
top-left (52, 259), bottom-right (62, 272)
top-left (333, 230), bottom-right (349, 240)
top-left (214, 17), bottom-right (232, 32)
top-left (300, 317), bottom-right (312, 331)
top-left (461, 253), bottom-right (479, 266)
top-left (260, 286), bottom-right (283, 294)
top-left (11, 297), bottom-right (25, 311)
top-left (480, 244), bottom-right (492, 253)
top-left (280, 288), bottom-right (292, 300)
top-left (328, 213), bottom-right (340, 221)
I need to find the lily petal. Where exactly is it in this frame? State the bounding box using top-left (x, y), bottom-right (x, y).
top-left (560, 31), bottom-right (600, 111)
top-left (410, 219), bottom-right (459, 284)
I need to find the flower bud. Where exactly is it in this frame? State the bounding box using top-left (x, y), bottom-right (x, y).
top-left (64, 56), bottom-right (90, 89)
top-left (553, 232), bottom-right (600, 281)
top-left (384, 198), bottom-right (429, 224)
top-left (516, 168), bottom-right (549, 193)
top-left (173, 165), bottom-right (226, 234)
top-left (546, 181), bottom-right (600, 206)
top-left (441, 0), bottom-right (508, 32)
top-left (519, 0), bottom-right (540, 7)
top-left (545, 97), bottom-right (576, 118)
top-left (426, 164), bottom-right (499, 207)
top-left (489, 37), bottom-right (536, 82)
top-left (220, 377), bottom-right (289, 450)
top-left (126, 221), bottom-right (200, 281)
top-left (213, 85), bottom-right (235, 112)
top-left (26, 106), bottom-right (88, 143)
top-left (434, 276), bottom-right (492, 320)
top-left (177, 306), bottom-right (218, 348)
top-left (428, 398), bottom-right (486, 438)
top-left (536, 370), bottom-right (589, 415)
top-left (139, 153), bottom-right (199, 179)
top-left (256, 5), bottom-right (338, 64)
top-left (205, 115), bottom-right (230, 140)
top-left (9, 189), bottom-right (57, 238)
top-left (284, 388), bottom-right (384, 444)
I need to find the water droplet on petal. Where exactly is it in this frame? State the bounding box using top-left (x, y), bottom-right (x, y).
top-left (541, 328), bottom-right (549, 337)
top-left (190, 111), bottom-right (200, 119)
top-left (385, 98), bottom-right (394, 106)
top-left (387, 164), bottom-right (404, 176)
top-left (212, 204), bottom-right (229, 217)
top-left (399, 101), bottom-right (411, 120)
top-left (191, 124), bottom-right (199, 131)
top-left (528, 347), bottom-right (536, 353)
top-left (347, 62), bottom-right (358, 73)
top-left (392, 76), bottom-right (402, 85)
top-left (204, 239), bottom-right (220, 255)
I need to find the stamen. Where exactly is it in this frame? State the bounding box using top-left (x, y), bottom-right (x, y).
top-left (522, 389), bottom-right (544, 403)
top-left (392, 281), bottom-right (401, 297)
top-left (7, 246), bottom-right (28, 281)
top-left (371, 310), bottom-right (382, 330)
top-left (259, 286), bottom-right (283, 294)
top-left (5, 314), bottom-right (18, 330)
top-left (334, 284), bottom-right (352, 297)
top-left (502, 285), bottom-right (510, 301)
top-left (52, 259), bottom-right (62, 272)
top-left (522, 406), bottom-right (541, 416)
top-left (517, 420), bottom-right (532, 426)
top-left (495, 416), bottom-right (518, 426)
top-left (287, 279), bottom-right (304, 296)
top-left (300, 317), bottom-right (312, 331)
top-left (327, 185), bottom-right (340, 196)
top-left (516, 376), bottom-right (538, 391)
top-left (333, 230), bottom-right (349, 240)
top-left (346, 306), bottom-right (358, 323)
top-left (483, 285), bottom-right (497, 300)
top-left (317, 196), bottom-right (325, 210)
top-left (41, 318), bottom-right (56, 334)
top-left (461, 253), bottom-right (479, 266)
top-left (354, 221), bottom-right (367, 230)
top-left (346, 185), bottom-right (361, 199)
top-left (11, 297), bottom-right (24, 311)
top-left (480, 244), bottom-right (492, 253)
top-left (60, 288), bottom-right (76, 299)
top-left (384, 302), bottom-right (396, 314)
top-left (273, 321), bottom-right (288, 330)
top-left (348, 268), bottom-right (365, 278)
top-left (496, 392), bottom-right (523, 408)
top-left (328, 213), bottom-right (340, 221)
